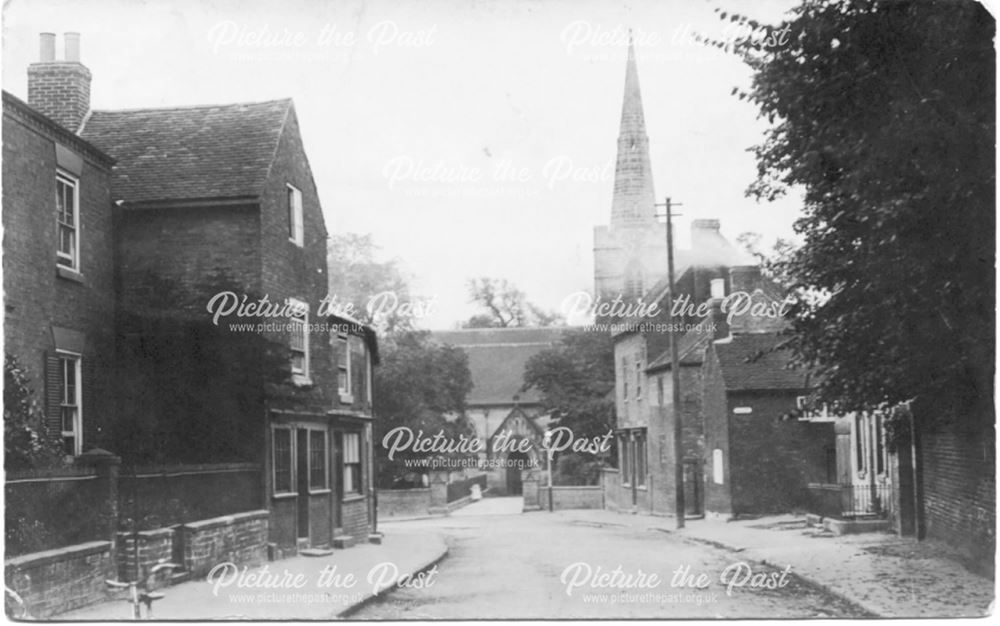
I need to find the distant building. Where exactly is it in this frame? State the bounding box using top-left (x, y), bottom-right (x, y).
top-left (429, 327), bottom-right (564, 495)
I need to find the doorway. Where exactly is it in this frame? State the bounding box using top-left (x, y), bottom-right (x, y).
top-left (506, 451), bottom-right (529, 495)
top-left (296, 429), bottom-right (309, 541)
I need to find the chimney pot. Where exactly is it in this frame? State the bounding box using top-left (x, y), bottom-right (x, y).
top-left (39, 33), bottom-right (56, 62)
top-left (64, 32), bottom-right (81, 62)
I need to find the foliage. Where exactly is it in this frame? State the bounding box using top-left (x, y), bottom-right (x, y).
top-left (373, 331), bottom-right (476, 487)
top-left (4, 353), bottom-right (62, 470)
top-left (327, 233), bottom-right (415, 333)
top-left (735, 231), bottom-right (796, 285)
top-left (463, 277), bottom-right (563, 328)
top-left (715, 1), bottom-right (994, 425)
top-left (112, 272), bottom-right (289, 465)
top-left (523, 329), bottom-right (616, 482)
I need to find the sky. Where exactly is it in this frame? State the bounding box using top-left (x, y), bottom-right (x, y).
top-left (2, 0), bottom-right (804, 329)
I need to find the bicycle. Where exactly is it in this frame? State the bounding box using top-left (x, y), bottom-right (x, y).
top-left (105, 559), bottom-right (181, 619)
top-left (4, 585), bottom-right (29, 620)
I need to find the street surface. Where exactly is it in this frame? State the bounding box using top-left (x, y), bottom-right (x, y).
top-left (356, 497), bottom-right (869, 619)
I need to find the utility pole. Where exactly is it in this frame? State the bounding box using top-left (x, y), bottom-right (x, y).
top-left (655, 196), bottom-right (685, 529)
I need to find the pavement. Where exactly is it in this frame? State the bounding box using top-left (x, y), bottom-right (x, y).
top-left (57, 531), bottom-right (447, 621)
top-left (558, 508), bottom-right (996, 618)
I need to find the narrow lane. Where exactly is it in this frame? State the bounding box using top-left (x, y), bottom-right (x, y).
top-left (355, 499), bottom-right (868, 619)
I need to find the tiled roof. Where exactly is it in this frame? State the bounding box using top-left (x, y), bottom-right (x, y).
top-left (80, 99), bottom-right (292, 204)
top-left (713, 333), bottom-right (809, 392)
top-left (429, 327), bottom-right (566, 405)
top-left (646, 320), bottom-right (715, 371)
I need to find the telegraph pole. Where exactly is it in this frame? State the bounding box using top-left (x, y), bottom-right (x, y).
top-left (654, 197), bottom-right (685, 529)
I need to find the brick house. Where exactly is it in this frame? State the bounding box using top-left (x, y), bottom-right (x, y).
top-left (6, 32), bottom-right (378, 561)
top-left (2, 35), bottom-right (117, 462)
top-left (604, 223), bottom-right (760, 515)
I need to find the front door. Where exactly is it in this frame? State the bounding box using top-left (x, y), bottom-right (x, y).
top-left (333, 431), bottom-right (344, 529)
top-left (296, 429), bottom-right (309, 540)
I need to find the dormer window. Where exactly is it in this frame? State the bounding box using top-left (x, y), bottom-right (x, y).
top-left (287, 184), bottom-right (303, 247)
top-left (56, 172), bottom-right (79, 270)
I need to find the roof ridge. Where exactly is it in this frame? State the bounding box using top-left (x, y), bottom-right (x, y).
top-left (89, 98), bottom-right (293, 115)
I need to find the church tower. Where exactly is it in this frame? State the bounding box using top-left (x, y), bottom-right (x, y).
top-left (593, 35), bottom-right (668, 302)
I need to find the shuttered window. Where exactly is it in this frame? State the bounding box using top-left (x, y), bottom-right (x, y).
top-left (47, 352), bottom-right (82, 456)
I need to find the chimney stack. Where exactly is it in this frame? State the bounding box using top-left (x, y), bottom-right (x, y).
top-left (691, 218), bottom-right (721, 247)
top-left (27, 32), bottom-right (91, 132)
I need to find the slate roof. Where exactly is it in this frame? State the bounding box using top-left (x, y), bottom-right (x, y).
top-left (429, 327), bottom-right (566, 406)
top-left (713, 333), bottom-right (809, 392)
top-left (80, 99), bottom-right (292, 204)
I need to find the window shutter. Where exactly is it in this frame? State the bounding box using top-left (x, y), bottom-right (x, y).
top-left (80, 355), bottom-right (93, 452)
top-left (44, 352), bottom-right (62, 444)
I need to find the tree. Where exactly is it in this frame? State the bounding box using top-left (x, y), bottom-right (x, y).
top-left (463, 277), bottom-right (562, 328)
top-left (717, 1), bottom-right (994, 428)
top-left (735, 231), bottom-right (796, 284)
top-left (4, 354), bottom-right (62, 470)
top-left (522, 329), bottom-right (616, 484)
top-left (372, 331), bottom-right (476, 487)
top-left (328, 233), bottom-right (415, 333)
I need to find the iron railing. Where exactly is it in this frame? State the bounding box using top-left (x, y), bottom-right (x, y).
top-left (839, 481), bottom-right (891, 519)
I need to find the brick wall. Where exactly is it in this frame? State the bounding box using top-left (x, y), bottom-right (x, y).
top-left (180, 510), bottom-right (269, 578)
top-left (727, 392), bottom-right (834, 516)
top-left (4, 540), bottom-right (115, 618)
top-left (258, 105), bottom-right (336, 416)
top-left (116, 205), bottom-right (262, 318)
top-left (701, 346), bottom-right (732, 515)
top-left (340, 498), bottom-right (370, 543)
top-left (2, 98), bottom-right (117, 453)
top-left (919, 423), bottom-right (995, 577)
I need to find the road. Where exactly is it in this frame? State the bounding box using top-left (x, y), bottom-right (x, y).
top-left (354, 497), bottom-right (869, 619)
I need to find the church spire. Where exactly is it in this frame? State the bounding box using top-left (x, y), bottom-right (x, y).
top-left (610, 31), bottom-right (656, 226)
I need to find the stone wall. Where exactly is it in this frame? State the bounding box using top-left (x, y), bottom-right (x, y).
top-left (4, 540), bottom-right (114, 618)
top-left (179, 510), bottom-right (269, 578)
top-left (377, 488), bottom-right (432, 519)
top-left (115, 527), bottom-right (174, 583)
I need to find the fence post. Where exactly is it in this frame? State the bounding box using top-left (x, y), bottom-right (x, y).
top-left (75, 449), bottom-right (122, 563)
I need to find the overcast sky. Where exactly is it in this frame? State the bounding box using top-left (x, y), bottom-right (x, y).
top-left (3, 0), bottom-right (803, 329)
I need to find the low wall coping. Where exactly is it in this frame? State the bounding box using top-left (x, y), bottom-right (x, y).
top-left (378, 488), bottom-right (431, 494)
top-left (551, 486), bottom-right (602, 491)
top-left (5, 540), bottom-right (111, 570)
top-left (806, 482), bottom-right (842, 492)
top-left (117, 527), bottom-right (175, 541)
top-left (183, 509), bottom-right (269, 532)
